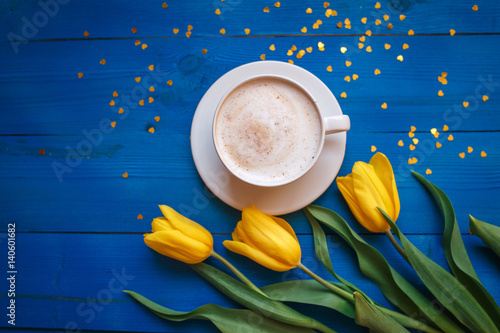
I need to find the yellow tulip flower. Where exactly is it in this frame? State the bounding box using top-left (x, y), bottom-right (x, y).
top-left (336, 152), bottom-right (400, 232)
top-left (144, 205), bottom-right (213, 264)
top-left (223, 205), bottom-right (301, 272)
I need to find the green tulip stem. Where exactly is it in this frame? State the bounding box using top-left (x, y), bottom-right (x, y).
top-left (210, 251), bottom-right (268, 298)
top-left (384, 230), bottom-right (410, 264)
top-left (297, 262), bottom-right (354, 302)
top-left (298, 262), bottom-right (441, 333)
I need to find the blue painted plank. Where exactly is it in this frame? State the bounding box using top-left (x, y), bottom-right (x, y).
top-left (0, 233), bottom-right (498, 332)
top-left (1, 35), bottom-right (499, 134)
top-left (1, 0), bottom-right (499, 44)
top-left (0, 132), bottom-right (498, 234)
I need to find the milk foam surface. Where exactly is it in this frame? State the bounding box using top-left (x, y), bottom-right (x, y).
top-left (215, 77), bottom-right (322, 185)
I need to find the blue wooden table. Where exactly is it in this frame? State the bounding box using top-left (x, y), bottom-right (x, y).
top-left (1, 0), bottom-right (499, 332)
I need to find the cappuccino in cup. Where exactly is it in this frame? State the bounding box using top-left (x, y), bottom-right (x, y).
top-left (214, 77), bottom-right (323, 186)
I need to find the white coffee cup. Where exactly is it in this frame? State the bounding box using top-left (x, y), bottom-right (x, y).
top-left (212, 75), bottom-right (350, 187)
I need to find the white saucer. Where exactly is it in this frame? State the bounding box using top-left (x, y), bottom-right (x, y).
top-left (190, 61), bottom-right (347, 215)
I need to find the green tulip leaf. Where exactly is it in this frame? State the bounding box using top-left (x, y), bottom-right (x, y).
top-left (306, 205), bottom-right (464, 333)
top-left (124, 290), bottom-right (314, 333)
top-left (353, 292), bottom-right (410, 333)
top-left (470, 215), bottom-right (500, 258)
top-left (191, 262), bottom-right (337, 333)
top-left (412, 171), bottom-right (500, 328)
top-left (261, 279), bottom-right (356, 319)
top-left (380, 210), bottom-right (499, 333)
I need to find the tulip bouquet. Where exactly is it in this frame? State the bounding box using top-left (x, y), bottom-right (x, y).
top-left (125, 153), bottom-right (500, 333)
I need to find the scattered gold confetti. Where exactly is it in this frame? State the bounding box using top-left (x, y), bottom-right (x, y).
top-left (366, 46), bottom-right (372, 52)
top-left (83, 31), bottom-right (89, 37)
top-left (412, 138), bottom-right (419, 145)
top-left (39, 148), bottom-right (45, 155)
top-left (344, 76), bottom-right (351, 82)
top-left (374, 68), bottom-right (381, 75)
top-left (148, 127), bottom-right (155, 133)
top-left (148, 64), bottom-right (154, 71)
top-left (447, 134), bottom-right (454, 141)
top-left (78, 72), bottom-right (83, 78)
top-left (345, 60), bottom-right (352, 67)
top-left (398, 140), bottom-right (404, 147)
top-left (344, 18), bottom-right (351, 29)
top-left (296, 50), bottom-right (306, 58)
top-left (142, 44), bottom-right (148, 49)
top-left (188, 25), bottom-right (193, 31)
top-left (381, 102), bottom-right (387, 109)
top-left (352, 74), bottom-right (359, 80)
top-left (467, 146), bottom-right (473, 153)
top-left (409, 144), bottom-right (416, 151)
top-left (430, 128), bottom-right (437, 135)
top-left (481, 151), bottom-right (487, 157)
top-left (270, 44), bottom-right (276, 51)
top-left (287, 49), bottom-right (293, 56)
top-left (263, 6), bottom-right (269, 12)
top-left (173, 28), bottom-right (179, 34)
top-left (361, 17), bottom-right (367, 24)
top-left (336, 22), bottom-right (343, 28)
top-left (397, 55), bottom-right (403, 61)
top-left (325, 9), bottom-right (334, 17)
top-left (131, 28), bottom-right (137, 34)
top-left (122, 172), bottom-right (128, 178)
top-left (366, 30), bottom-right (372, 36)
top-left (185, 31), bottom-right (192, 38)
top-left (426, 169), bottom-right (432, 175)
top-left (442, 72), bottom-right (448, 77)
top-left (436, 142), bottom-right (442, 148)
top-left (274, 2), bottom-right (280, 8)
top-left (340, 46), bottom-right (347, 53)
top-left (411, 126), bottom-right (416, 132)
top-left (215, 8), bottom-right (221, 15)
top-left (119, 108), bottom-right (124, 114)
top-left (318, 41), bottom-right (325, 49)
top-left (459, 152), bottom-right (465, 158)
top-left (375, 19), bottom-right (382, 26)
top-left (288, 59), bottom-right (294, 64)
top-left (443, 125), bottom-right (449, 131)
top-left (100, 59), bottom-right (106, 65)
top-left (301, 27), bottom-right (307, 33)
top-left (260, 54), bottom-right (266, 60)
top-left (147, 86), bottom-right (154, 93)
top-left (472, 4), bottom-right (478, 11)
top-left (463, 101), bottom-right (469, 108)
top-left (139, 100), bottom-right (144, 106)
top-left (135, 40), bottom-right (141, 46)
top-left (109, 100), bottom-right (115, 106)
top-left (409, 132), bottom-right (415, 138)
top-left (400, 14), bottom-right (406, 21)
top-left (244, 28), bottom-right (250, 35)
top-left (387, 23), bottom-right (393, 29)
top-left (384, 43), bottom-right (391, 50)
top-left (324, 2), bottom-right (330, 8)
top-left (149, 97), bottom-right (154, 103)
top-left (371, 145), bottom-right (377, 152)
top-left (408, 157), bottom-right (418, 165)
top-left (155, 116), bottom-right (160, 122)
top-left (340, 92), bottom-right (347, 98)
top-left (450, 29), bottom-right (456, 36)
top-left (306, 8), bottom-right (312, 14)
top-left (383, 14), bottom-right (389, 21)
top-left (438, 76), bottom-right (447, 85)
top-left (326, 65), bottom-right (333, 72)
top-left (306, 47), bottom-right (313, 53)
top-left (408, 29), bottom-right (415, 35)
top-left (403, 43), bottom-right (409, 50)
top-left (359, 36), bottom-right (365, 42)
top-left (167, 80), bottom-right (173, 86)
top-left (137, 214), bottom-right (143, 220)
top-left (162, 2), bottom-right (168, 8)
top-left (219, 28), bottom-right (226, 34)
top-left (483, 95), bottom-right (489, 101)
top-left (111, 121), bottom-right (116, 128)
top-left (438, 90), bottom-right (444, 97)
top-left (135, 77), bottom-right (141, 83)
top-left (375, 2), bottom-right (381, 8)
top-left (358, 43), bottom-right (364, 49)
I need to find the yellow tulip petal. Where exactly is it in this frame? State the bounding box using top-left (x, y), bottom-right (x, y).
top-left (144, 230), bottom-right (212, 264)
top-left (158, 205), bottom-right (213, 246)
top-left (368, 153), bottom-right (400, 221)
top-left (337, 175), bottom-right (377, 231)
top-left (270, 216), bottom-right (299, 242)
top-left (152, 217), bottom-right (175, 232)
top-left (223, 240), bottom-right (295, 271)
top-left (352, 163), bottom-right (392, 231)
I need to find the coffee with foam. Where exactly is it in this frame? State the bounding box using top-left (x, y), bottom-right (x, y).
top-left (214, 77), bottom-right (322, 186)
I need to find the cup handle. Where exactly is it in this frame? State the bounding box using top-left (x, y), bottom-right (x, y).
top-left (324, 115), bottom-right (350, 135)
